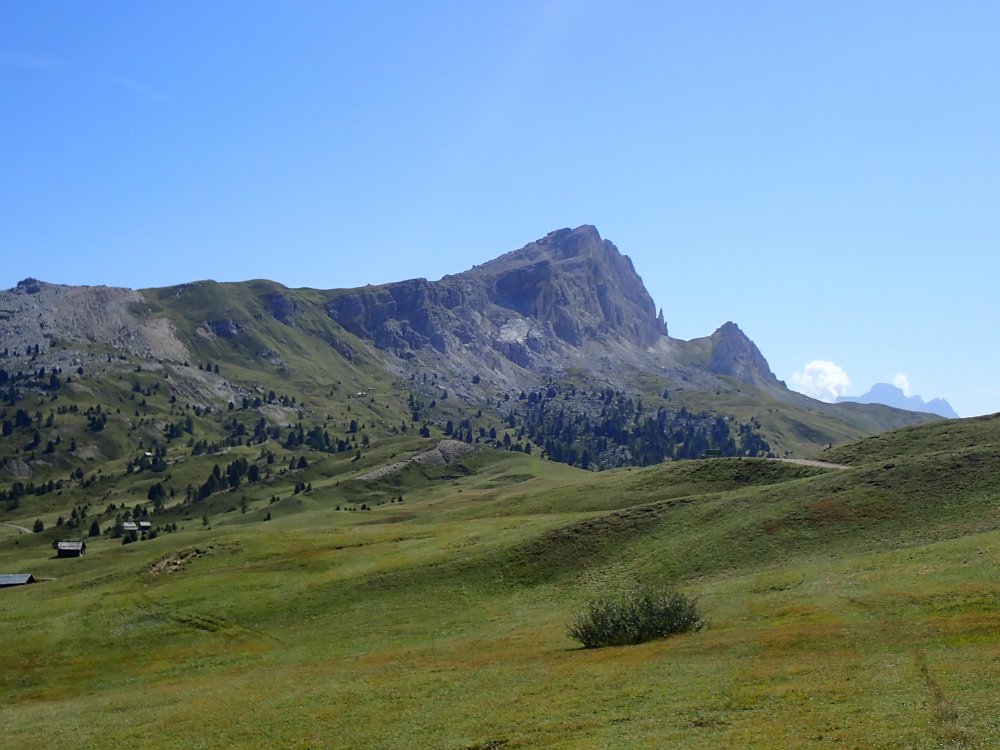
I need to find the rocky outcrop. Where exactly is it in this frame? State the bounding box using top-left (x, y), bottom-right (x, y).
top-left (266, 292), bottom-right (297, 324)
top-left (207, 319), bottom-right (248, 339)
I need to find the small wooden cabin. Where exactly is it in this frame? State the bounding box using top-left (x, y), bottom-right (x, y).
top-left (56, 540), bottom-right (87, 558)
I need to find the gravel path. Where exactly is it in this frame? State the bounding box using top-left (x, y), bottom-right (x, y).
top-left (773, 458), bottom-right (852, 470)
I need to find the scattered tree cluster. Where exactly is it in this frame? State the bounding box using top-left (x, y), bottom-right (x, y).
top-left (507, 386), bottom-right (772, 469)
top-left (191, 457), bottom-right (265, 501)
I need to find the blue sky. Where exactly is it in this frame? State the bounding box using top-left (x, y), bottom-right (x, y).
top-left (2, 2), bottom-right (999, 416)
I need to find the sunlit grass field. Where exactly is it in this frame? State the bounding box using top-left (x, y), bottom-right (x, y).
top-left (3, 416), bottom-right (1000, 749)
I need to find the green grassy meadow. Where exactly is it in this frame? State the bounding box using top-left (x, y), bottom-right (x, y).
top-left (3, 416), bottom-right (1000, 749)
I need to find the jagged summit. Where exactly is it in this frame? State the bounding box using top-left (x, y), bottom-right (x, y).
top-left (469, 225), bottom-right (621, 272)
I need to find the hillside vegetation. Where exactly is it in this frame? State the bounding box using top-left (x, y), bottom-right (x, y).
top-left (2, 413), bottom-right (1000, 748)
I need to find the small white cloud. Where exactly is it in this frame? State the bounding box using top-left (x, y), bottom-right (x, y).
top-left (790, 360), bottom-right (851, 402)
top-left (892, 373), bottom-right (911, 396)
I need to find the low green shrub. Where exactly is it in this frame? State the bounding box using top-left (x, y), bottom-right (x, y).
top-left (569, 585), bottom-right (704, 648)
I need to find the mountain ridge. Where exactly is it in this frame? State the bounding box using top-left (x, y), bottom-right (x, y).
top-left (0, 225), bottom-right (936, 478)
top-left (0, 228), bottom-right (785, 390)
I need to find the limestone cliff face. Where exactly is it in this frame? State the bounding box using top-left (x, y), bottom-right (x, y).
top-left (324, 225), bottom-right (667, 368)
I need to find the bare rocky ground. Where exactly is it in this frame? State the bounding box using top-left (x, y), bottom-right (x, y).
top-left (149, 546), bottom-right (212, 575)
top-left (356, 439), bottom-right (476, 482)
top-left (0, 278), bottom-right (189, 362)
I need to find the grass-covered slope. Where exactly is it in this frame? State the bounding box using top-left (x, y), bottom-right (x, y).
top-left (819, 410), bottom-right (1000, 465)
top-left (3, 415), bottom-right (1000, 748)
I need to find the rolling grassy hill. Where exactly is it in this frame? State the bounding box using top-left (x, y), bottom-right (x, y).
top-left (2, 413), bottom-right (1000, 748)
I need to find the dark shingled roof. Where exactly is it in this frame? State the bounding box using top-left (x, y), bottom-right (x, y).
top-left (0, 573), bottom-right (36, 587)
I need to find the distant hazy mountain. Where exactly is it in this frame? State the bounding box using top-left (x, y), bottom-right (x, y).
top-left (838, 383), bottom-right (958, 418)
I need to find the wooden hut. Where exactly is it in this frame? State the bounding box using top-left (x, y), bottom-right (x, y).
top-left (56, 540), bottom-right (87, 558)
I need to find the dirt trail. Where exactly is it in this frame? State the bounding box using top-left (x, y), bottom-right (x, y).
top-left (1, 522), bottom-right (32, 534)
top-left (773, 457), bottom-right (852, 470)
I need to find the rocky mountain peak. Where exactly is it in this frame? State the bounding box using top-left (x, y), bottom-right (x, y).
top-left (461, 225), bottom-right (664, 348)
top-left (327, 226), bottom-right (667, 369)
top-left (470, 225), bottom-right (630, 276)
top-left (705, 321), bottom-right (777, 384)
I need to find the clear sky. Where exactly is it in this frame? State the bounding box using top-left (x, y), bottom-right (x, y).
top-left (2, 2), bottom-right (998, 416)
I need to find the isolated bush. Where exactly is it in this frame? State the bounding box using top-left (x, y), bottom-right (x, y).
top-left (569, 584), bottom-right (704, 648)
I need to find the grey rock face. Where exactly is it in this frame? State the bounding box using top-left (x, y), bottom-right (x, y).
top-left (326, 279), bottom-right (449, 353)
top-left (472, 225), bottom-right (663, 348)
top-left (266, 292), bottom-right (297, 324)
top-left (208, 319), bottom-right (247, 339)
